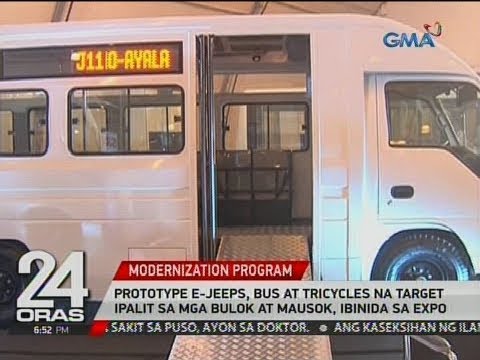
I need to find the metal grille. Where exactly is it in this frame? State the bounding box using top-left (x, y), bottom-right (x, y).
top-left (169, 334), bottom-right (332, 360)
top-left (168, 232), bottom-right (332, 360)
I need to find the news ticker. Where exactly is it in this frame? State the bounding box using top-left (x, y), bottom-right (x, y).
top-left (10, 253), bottom-right (480, 337)
top-left (9, 320), bottom-right (480, 336)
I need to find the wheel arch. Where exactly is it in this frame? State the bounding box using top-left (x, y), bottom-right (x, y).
top-left (0, 239), bottom-right (30, 256)
top-left (369, 228), bottom-right (474, 280)
top-left (0, 239), bottom-right (32, 328)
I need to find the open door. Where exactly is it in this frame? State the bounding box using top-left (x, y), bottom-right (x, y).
top-left (197, 35), bottom-right (218, 260)
top-left (197, 33), bottom-right (312, 262)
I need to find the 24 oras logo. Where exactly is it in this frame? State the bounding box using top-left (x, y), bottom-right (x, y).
top-left (16, 250), bottom-right (89, 323)
top-left (383, 21), bottom-right (442, 48)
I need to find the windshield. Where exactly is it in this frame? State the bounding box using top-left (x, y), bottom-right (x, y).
top-left (386, 81), bottom-right (480, 156)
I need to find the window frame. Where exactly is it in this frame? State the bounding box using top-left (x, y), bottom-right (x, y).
top-left (0, 88), bottom-right (49, 158)
top-left (221, 101), bottom-right (310, 152)
top-left (67, 85), bottom-right (185, 156)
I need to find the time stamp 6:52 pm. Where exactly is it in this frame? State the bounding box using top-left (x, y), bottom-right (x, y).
top-left (32, 325), bottom-right (72, 335)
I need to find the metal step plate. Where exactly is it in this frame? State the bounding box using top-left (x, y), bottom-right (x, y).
top-left (168, 334), bottom-right (332, 360)
top-left (168, 233), bottom-right (332, 360)
top-left (219, 233), bottom-right (309, 259)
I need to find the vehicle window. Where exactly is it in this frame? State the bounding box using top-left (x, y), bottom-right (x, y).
top-left (437, 85), bottom-right (480, 155)
top-left (71, 107), bottom-right (107, 152)
top-left (386, 82), bottom-right (480, 154)
top-left (223, 103), bottom-right (308, 151)
top-left (0, 111), bottom-right (13, 153)
top-left (127, 105), bottom-right (182, 152)
top-left (29, 108), bottom-right (47, 154)
top-left (386, 84), bottom-right (447, 146)
top-left (0, 90), bottom-right (48, 156)
top-left (69, 86), bottom-right (184, 155)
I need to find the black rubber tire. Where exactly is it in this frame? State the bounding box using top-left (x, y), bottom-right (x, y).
top-left (371, 231), bottom-right (473, 281)
top-left (0, 248), bottom-right (30, 329)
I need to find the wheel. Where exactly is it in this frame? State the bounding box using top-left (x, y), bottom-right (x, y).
top-left (371, 231), bottom-right (473, 281)
top-left (0, 248), bottom-right (30, 328)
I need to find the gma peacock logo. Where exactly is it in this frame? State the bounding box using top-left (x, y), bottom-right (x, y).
top-left (383, 21), bottom-right (442, 48)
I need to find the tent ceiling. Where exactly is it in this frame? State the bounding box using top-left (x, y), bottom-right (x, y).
top-left (2, 2), bottom-right (479, 70)
top-left (0, 2), bottom-right (383, 24)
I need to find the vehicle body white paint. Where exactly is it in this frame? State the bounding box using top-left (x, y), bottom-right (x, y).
top-left (0, 14), bottom-right (478, 299)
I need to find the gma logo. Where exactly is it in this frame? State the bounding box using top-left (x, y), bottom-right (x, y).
top-left (383, 32), bottom-right (436, 48)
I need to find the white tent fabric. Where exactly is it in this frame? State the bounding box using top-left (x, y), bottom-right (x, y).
top-left (0, 2), bottom-right (476, 69)
top-left (0, 2), bottom-right (383, 23)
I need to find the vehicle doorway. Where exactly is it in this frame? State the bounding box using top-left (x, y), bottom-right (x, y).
top-left (197, 34), bottom-right (313, 265)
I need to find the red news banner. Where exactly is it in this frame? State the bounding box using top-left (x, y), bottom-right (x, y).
top-left (91, 260), bottom-right (308, 336)
top-left (114, 260), bottom-right (310, 281)
top-left (87, 260), bottom-right (480, 337)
